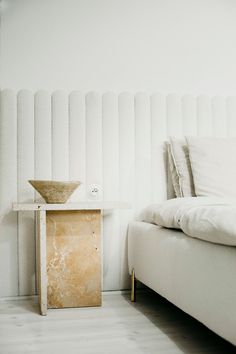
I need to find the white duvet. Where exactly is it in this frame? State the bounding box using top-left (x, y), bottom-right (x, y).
top-left (140, 197), bottom-right (236, 246)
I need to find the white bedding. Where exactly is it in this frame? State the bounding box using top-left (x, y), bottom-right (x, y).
top-left (140, 197), bottom-right (236, 246)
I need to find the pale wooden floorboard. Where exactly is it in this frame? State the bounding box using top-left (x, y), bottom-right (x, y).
top-left (0, 291), bottom-right (235, 354)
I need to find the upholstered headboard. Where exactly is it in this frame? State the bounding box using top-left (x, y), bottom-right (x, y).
top-left (1, 90), bottom-right (236, 297)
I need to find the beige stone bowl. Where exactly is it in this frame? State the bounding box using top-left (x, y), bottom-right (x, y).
top-left (28, 180), bottom-right (81, 204)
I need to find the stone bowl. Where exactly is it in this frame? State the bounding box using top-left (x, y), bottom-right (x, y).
top-left (28, 180), bottom-right (81, 204)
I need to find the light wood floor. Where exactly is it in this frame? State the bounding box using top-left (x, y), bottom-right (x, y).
top-left (0, 291), bottom-right (235, 354)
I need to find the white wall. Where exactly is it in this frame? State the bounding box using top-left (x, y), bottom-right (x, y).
top-left (2, 0), bottom-right (236, 94)
top-left (1, 0), bottom-right (236, 297)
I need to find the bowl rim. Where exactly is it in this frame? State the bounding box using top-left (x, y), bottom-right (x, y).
top-left (28, 179), bottom-right (81, 185)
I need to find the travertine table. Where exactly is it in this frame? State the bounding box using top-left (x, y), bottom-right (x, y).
top-left (13, 202), bottom-right (129, 315)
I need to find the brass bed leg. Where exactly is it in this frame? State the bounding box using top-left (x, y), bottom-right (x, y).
top-left (131, 268), bottom-right (136, 302)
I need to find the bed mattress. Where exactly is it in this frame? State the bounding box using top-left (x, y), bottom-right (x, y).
top-left (128, 221), bottom-right (236, 346)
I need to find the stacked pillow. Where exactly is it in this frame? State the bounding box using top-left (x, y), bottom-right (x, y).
top-left (168, 136), bottom-right (236, 198)
top-left (167, 137), bottom-right (195, 197)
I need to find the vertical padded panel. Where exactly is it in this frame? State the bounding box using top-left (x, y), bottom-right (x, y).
top-left (226, 97), bottom-right (236, 137)
top-left (102, 92), bottom-right (120, 290)
top-left (0, 90), bottom-right (18, 296)
top-left (166, 94), bottom-right (182, 137)
top-left (150, 94), bottom-right (168, 201)
top-left (34, 91), bottom-right (51, 293)
top-left (69, 91), bottom-right (86, 201)
top-left (182, 95), bottom-right (197, 135)
top-left (86, 92), bottom-right (103, 190)
top-left (119, 92), bottom-right (135, 289)
top-left (135, 93), bottom-right (151, 211)
top-left (86, 92), bottom-right (103, 287)
top-left (34, 91), bottom-right (52, 182)
top-left (17, 90), bottom-right (35, 295)
top-left (166, 94), bottom-right (182, 198)
top-left (212, 96), bottom-right (227, 137)
top-left (197, 95), bottom-right (212, 136)
top-left (52, 91), bottom-right (69, 180)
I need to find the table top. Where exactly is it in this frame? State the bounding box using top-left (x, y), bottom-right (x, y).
top-left (13, 201), bottom-right (131, 211)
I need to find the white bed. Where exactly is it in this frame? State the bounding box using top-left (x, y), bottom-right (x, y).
top-left (128, 136), bottom-right (236, 346)
top-left (128, 219), bottom-right (236, 346)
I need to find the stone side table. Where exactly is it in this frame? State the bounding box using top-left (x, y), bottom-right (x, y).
top-left (13, 202), bottom-right (129, 315)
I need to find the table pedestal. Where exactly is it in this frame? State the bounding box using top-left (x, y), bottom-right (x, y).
top-left (37, 210), bottom-right (101, 315)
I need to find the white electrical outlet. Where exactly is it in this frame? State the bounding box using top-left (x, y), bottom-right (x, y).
top-left (87, 184), bottom-right (102, 200)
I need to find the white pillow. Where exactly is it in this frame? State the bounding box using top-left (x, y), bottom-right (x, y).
top-left (186, 136), bottom-right (236, 198)
top-left (167, 143), bottom-right (181, 197)
top-left (168, 137), bottom-right (196, 197)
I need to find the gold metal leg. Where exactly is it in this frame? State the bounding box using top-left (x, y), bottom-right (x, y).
top-left (131, 268), bottom-right (136, 302)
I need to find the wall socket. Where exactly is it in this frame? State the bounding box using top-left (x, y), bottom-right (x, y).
top-left (87, 184), bottom-right (103, 200)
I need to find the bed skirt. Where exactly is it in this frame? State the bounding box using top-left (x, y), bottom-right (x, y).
top-left (128, 221), bottom-right (236, 346)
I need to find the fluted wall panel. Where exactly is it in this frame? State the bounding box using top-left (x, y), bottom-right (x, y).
top-left (1, 90), bottom-right (236, 296)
